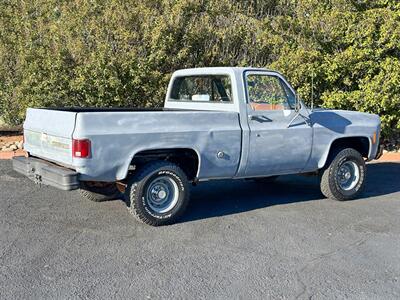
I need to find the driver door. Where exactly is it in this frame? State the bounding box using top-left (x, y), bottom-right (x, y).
top-left (244, 72), bottom-right (313, 177)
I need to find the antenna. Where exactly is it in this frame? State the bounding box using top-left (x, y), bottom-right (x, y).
top-left (311, 69), bottom-right (314, 111)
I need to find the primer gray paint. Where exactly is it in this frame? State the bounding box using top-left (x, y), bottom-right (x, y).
top-left (73, 111), bottom-right (242, 181)
top-left (22, 67), bottom-right (381, 182)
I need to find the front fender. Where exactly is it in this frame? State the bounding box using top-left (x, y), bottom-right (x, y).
top-left (317, 135), bottom-right (373, 169)
top-left (304, 110), bottom-right (380, 171)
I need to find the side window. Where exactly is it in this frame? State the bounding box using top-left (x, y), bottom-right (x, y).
top-left (170, 75), bottom-right (232, 103)
top-left (247, 74), bottom-right (294, 110)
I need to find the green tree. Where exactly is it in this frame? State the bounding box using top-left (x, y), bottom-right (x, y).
top-left (0, 0), bottom-right (399, 139)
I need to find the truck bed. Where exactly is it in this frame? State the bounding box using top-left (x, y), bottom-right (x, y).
top-left (23, 107), bottom-right (243, 181)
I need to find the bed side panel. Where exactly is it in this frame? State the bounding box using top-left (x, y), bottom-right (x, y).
top-left (73, 111), bottom-right (242, 181)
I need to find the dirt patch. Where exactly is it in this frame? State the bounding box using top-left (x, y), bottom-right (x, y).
top-left (0, 133), bottom-right (26, 159)
top-left (0, 134), bottom-right (23, 144)
top-left (0, 133), bottom-right (24, 153)
top-left (378, 152), bottom-right (400, 162)
top-left (0, 133), bottom-right (23, 146)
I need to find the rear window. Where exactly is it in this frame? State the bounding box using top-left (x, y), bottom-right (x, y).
top-left (170, 75), bottom-right (232, 103)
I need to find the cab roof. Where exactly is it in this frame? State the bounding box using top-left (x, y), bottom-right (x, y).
top-left (172, 67), bottom-right (276, 77)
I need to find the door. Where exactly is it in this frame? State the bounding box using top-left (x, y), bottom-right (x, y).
top-left (244, 72), bottom-right (313, 176)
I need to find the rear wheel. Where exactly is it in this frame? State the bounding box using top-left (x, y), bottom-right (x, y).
top-left (79, 181), bottom-right (122, 202)
top-left (320, 148), bottom-right (366, 201)
top-left (125, 161), bottom-right (190, 226)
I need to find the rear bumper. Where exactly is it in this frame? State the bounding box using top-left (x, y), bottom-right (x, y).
top-left (12, 156), bottom-right (80, 191)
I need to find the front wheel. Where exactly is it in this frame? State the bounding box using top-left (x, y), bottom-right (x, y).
top-left (125, 161), bottom-right (190, 226)
top-left (320, 148), bottom-right (366, 201)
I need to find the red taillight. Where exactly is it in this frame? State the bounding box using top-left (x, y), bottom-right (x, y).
top-left (72, 139), bottom-right (91, 158)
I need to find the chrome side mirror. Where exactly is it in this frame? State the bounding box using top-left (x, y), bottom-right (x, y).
top-left (287, 94), bottom-right (301, 128)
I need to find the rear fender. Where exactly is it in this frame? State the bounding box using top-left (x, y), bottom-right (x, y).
top-left (119, 147), bottom-right (202, 181)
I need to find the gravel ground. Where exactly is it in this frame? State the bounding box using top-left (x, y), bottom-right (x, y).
top-left (0, 160), bottom-right (399, 299)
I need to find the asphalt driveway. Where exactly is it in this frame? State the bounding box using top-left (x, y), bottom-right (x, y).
top-left (1, 160), bottom-right (399, 299)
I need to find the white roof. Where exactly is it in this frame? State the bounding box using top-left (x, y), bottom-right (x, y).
top-left (173, 67), bottom-right (275, 76)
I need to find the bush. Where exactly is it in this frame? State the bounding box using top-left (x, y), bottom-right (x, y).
top-left (0, 0), bottom-right (399, 139)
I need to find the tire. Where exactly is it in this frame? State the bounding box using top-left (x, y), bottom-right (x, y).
top-left (320, 148), bottom-right (366, 201)
top-left (125, 161), bottom-right (190, 226)
top-left (253, 176), bottom-right (279, 184)
top-left (79, 181), bottom-right (122, 202)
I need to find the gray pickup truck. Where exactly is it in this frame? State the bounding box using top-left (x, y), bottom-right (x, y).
top-left (13, 67), bottom-right (382, 226)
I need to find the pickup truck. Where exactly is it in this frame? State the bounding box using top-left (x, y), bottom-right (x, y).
top-left (13, 67), bottom-right (383, 226)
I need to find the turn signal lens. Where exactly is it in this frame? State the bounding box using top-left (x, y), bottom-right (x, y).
top-left (372, 132), bottom-right (377, 144)
top-left (72, 139), bottom-right (91, 158)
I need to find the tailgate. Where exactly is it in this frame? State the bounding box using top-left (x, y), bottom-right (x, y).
top-left (23, 108), bottom-right (77, 165)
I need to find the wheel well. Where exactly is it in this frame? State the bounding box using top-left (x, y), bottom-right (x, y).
top-left (130, 148), bottom-right (199, 181)
top-left (329, 137), bottom-right (370, 159)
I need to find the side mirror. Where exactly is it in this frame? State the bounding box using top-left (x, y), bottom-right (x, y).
top-left (287, 94), bottom-right (301, 128)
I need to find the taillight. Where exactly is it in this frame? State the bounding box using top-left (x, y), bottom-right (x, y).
top-left (72, 139), bottom-right (91, 158)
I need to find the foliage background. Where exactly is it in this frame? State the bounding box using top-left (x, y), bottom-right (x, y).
top-left (0, 0), bottom-right (399, 139)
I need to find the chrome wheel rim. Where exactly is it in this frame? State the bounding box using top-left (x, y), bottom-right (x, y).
top-left (337, 161), bottom-right (360, 191)
top-left (146, 176), bottom-right (179, 213)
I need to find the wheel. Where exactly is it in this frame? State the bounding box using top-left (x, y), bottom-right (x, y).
top-left (253, 176), bottom-right (279, 184)
top-left (320, 148), bottom-right (366, 201)
top-left (125, 161), bottom-right (190, 226)
top-left (79, 181), bottom-right (122, 202)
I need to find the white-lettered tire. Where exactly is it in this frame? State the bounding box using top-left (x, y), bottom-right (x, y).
top-left (125, 161), bottom-right (190, 226)
top-left (79, 181), bottom-right (122, 202)
top-left (320, 148), bottom-right (366, 201)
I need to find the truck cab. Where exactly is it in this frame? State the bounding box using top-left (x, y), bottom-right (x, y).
top-left (166, 67), bottom-right (379, 177)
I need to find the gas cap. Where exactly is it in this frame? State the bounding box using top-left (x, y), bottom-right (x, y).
top-left (217, 151), bottom-right (225, 159)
